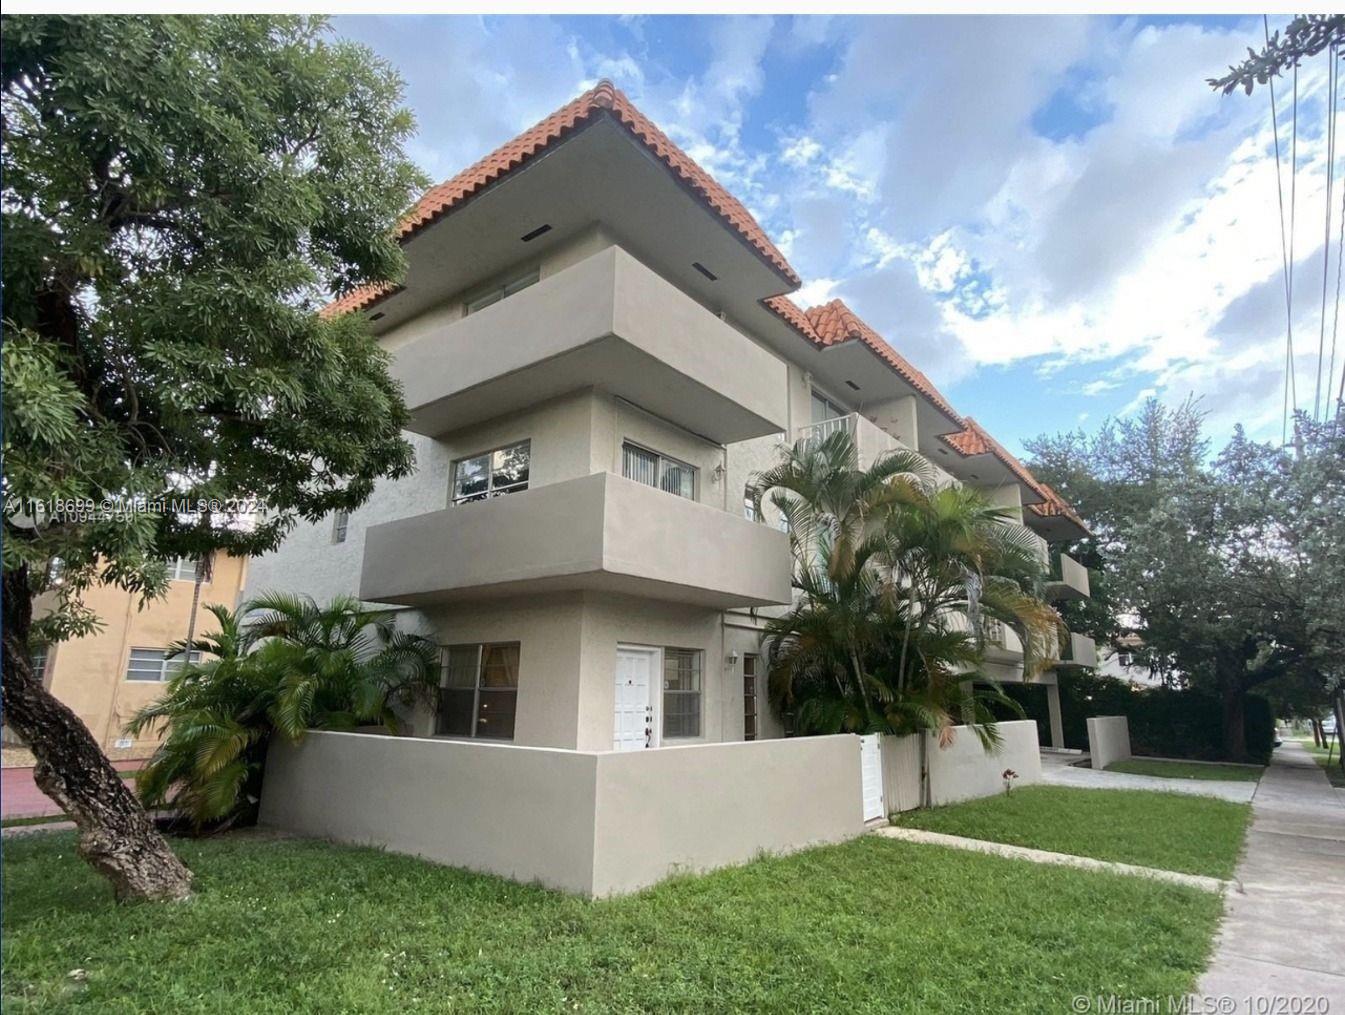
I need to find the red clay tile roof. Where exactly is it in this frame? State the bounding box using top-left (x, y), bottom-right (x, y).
top-left (1028, 481), bottom-right (1089, 532)
top-left (763, 296), bottom-right (963, 424)
top-left (323, 80), bottom-right (798, 318)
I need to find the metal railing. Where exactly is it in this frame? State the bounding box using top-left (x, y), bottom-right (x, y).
top-left (794, 414), bottom-right (857, 445)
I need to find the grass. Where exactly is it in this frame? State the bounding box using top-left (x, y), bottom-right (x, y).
top-left (894, 785), bottom-right (1250, 879)
top-left (1105, 758), bottom-right (1263, 782)
top-left (2, 830), bottom-right (1224, 1013)
top-left (1297, 737), bottom-right (1345, 788)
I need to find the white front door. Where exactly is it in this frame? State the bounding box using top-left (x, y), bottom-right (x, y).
top-left (859, 734), bottom-right (884, 821)
top-left (614, 646), bottom-right (658, 751)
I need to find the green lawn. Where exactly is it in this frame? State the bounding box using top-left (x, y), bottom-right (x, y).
top-left (1297, 738), bottom-right (1345, 788)
top-left (2, 830), bottom-right (1223, 1013)
top-left (894, 785), bottom-right (1250, 879)
top-left (1105, 758), bottom-right (1263, 782)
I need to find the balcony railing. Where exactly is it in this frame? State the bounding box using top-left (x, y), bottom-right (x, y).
top-left (1046, 552), bottom-right (1091, 601)
top-left (795, 414), bottom-right (858, 445)
top-left (1058, 630), bottom-right (1098, 668)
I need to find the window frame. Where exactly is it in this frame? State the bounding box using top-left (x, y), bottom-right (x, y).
top-left (451, 440), bottom-right (532, 506)
top-left (810, 389), bottom-right (847, 424)
top-left (167, 556), bottom-right (205, 582)
top-left (30, 645), bottom-right (50, 682)
top-left (661, 647), bottom-right (703, 740)
top-left (743, 653), bottom-right (760, 741)
top-left (125, 647), bottom-right (203, 683)
top-left (435, 642), bottom-right (520, 741)
top-left (331, 509), bottom-right (350, 544)
top-left (462, 266), bottom-right (541, 316)
top-left (621, 441), bottom-right (697, 501)
top-left (743, 487), bottom-right (760, 522)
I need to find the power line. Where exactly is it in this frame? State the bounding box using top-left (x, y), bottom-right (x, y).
top-left (1315, 41), bottom-right (1339, 421)
top-left (1266, 15), bottom-right (1298, 445)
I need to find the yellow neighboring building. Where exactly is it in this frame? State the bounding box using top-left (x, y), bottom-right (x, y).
top-left (27, 554), bottom-right (249, 759)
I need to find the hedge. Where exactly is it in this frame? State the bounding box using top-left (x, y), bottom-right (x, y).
top-left (995, 670), bottom-right (1274, 764)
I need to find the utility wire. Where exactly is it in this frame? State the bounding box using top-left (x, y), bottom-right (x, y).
top-left (1327, 172), bottom-right (1344, 422)
top-left (1289, 59), bottom-right (1301, 440)
top-left (1315, 42), bottom-right (1338, 422)
top-left (1266, 16), bottom-right (1297, 445)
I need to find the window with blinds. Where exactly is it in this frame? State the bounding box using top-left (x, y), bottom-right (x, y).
top-left (125, 648), bottom-right (202, 682)
top-left (662, 648), bottom-right (702, 738)
top-left (622, 442), bottom-right (695, 500)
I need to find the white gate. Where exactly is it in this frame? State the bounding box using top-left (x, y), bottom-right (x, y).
top-left (859, 734), bottom-right (884, 821)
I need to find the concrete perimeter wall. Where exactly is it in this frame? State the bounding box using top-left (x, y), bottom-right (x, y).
top-left (882, 720), bottom-right (1043, 813)
top-left (260, 731), bottom-right (863, 897)
top-left (1087, 715), bottom-right (1132, 770)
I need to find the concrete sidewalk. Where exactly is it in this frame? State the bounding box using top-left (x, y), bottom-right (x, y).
top-left (1195, 741), bottom-right (1345, 1003)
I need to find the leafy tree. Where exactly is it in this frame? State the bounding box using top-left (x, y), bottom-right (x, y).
top-left (753, 432), bottom-right (1054, 758)
top-left (1209, 15), bottom-right (1345, 95)
top-left (1024, 398), bottom-right (1207, 680)
top-left (129, 596), bottom-right (440, 830)
top-left (1030, 400), bottom-right (1342, 760)
top-left (2, 15), bottom-right (426, 900)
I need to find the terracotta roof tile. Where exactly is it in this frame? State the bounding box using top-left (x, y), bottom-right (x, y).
top-left (1028, 481), bottom-right (1089, 532)
top-left (807, 302), bottom-right (962, 422)
top-left (324, 80), bottom-right (797, 318)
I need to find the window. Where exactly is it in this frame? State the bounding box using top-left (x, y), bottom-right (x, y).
top-left (743, 653), bottom-right (760, 741)
top-left (744, 487), bottom-right (760, 522)
top-left (125, 648), bottom-right (202, 682)
top-left (452, 441), bottom-right (531, 504)
top-left (331, 510), bottom-right (350, 544)
top-left (464, 267), bottom-right (540, 315)
top-left (662, 648), bottom-right (702, 738)
top-left (437, 643), bottom-right (519, 740)
top-left (811, 390), bottom-right (846, 424)
top-left (30, 645), bottom-right (49, 681)
top-left (622, 442), bottom-right (695, 500)
top-left (167, 556), bottom-right (205, 582)
top-left (980, 617), bottom-right (1007, 648)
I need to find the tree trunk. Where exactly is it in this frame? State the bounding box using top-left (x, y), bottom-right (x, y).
top-left (1220, 683), bottom-right (1249, 762)
top-left (2, 568), bottom-right (192, 902)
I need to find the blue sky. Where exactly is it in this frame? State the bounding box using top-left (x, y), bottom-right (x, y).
top-left (334, 15), bottom-right (1340, 454)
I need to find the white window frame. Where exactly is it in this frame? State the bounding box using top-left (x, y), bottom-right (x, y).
top-left (744, 487), bottom-right (760, 522)
top-left (451, 440), bottom-right (531, 505)
top-left (167, 556), bottom-right (204, 582)
top-left (30, 645), bottom-right (50, 681)
top-left (125, 647), bottom-right (202, 682)
top-left (661, 647), bottom-right (703, 740)
top-left (331, 509), bottom-right (350, 544)
top-left (621, 441), bottom-right (697, 500)
top-left (463, 266), bottom-right (540, 316)
top-left (436, 642), bottom-right (520, 741)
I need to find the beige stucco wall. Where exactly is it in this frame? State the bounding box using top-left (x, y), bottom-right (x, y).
top-left (35, 554), bottom-right (249, 756)
top-left (1086, 715), bottom-right (1132, 770)
top-left (589, 735), bottom-right (863, 895)
top-left (881, 719), bottom-right (1043, 813)
top-left (259, 730), bottom-right (864, 897)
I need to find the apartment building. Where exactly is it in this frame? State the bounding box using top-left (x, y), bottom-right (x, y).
top-left (248, 80), bottom-right (1094, 758)
top-left (18, 554), bottom-right (248, 758)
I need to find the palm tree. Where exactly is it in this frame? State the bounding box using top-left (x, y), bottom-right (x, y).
top-left (753, 433), bottom-right (1060, 758)
top-left (128, 595), bottom-right (439, 830)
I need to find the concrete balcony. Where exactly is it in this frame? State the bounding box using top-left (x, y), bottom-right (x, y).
top-left (390, 246), bottom-right (789, 444)
top-left (360, 472), bottom-right (792, 609)
top-left (1045, 552), bottom-right (1091, 601)
top-left (1058, 631), bottom-right (1098, 669)
top-left (794, 413), bottom-right (906, 469)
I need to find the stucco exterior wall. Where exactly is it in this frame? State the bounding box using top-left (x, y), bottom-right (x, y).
top-left (35, 554), bottom-right (249, 755)
top-left (1087, 715), bottom-right (1132, 769)
top-left (589, 735), bottom-right (863, 895)
top-left (882, 719), bottom-right (1043, 812)
top-left (259, 730), bottom-right (864, 897)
